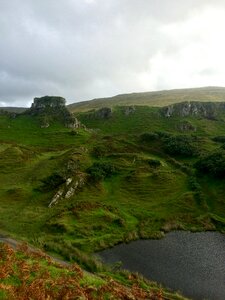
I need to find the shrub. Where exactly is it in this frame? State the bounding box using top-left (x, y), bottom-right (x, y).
top-left (87, 162), bottom-right (115, 181)
top-left (140, 132), bottom-right (159, 142)
top-left (188, 176), bottom-right (201, 191)
top-left (92, 145), bottom-right (107, 158)
top-left (40, 173), bottom-right (65, 191)
top-left (195, 151), bottom-right (225, 177)
top-left (163, 135), bottom-right (198, 156)
top-left (69, 130), bottom-right (78, 136)
top-left (154, 131), bottom-right (172, 139)
top-left (212, 136), bottom-right (225, 143)
top-left (147, 159), bottom-right (161, 168)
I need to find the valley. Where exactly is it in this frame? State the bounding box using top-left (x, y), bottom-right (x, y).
top-left (1, 91), bottom-right (225, 299)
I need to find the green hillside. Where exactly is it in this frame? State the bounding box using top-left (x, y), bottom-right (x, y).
top-left (1, 96), bottom-right (225, 298)
top-left (68, 86), bottom-right (225, 112)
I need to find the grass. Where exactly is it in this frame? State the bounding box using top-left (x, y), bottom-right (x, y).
top-left (0, 103), bottom-right (225, 298)
top-left (68, 86), bottom-right (225, 112)
top-left (0, 243), bottom-right (188, 299)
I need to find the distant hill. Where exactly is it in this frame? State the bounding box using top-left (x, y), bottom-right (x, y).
top-left (68, 86), bottom-right (225, 112)
top-left (2, 87), bottom-right (225, 114)
top-left (0, 107), bottom-right (27, 113)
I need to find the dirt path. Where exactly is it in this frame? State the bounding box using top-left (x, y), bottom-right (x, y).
top-left (0, 235), bottom-right (70, 267)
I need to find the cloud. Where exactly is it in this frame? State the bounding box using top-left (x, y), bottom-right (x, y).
top-left (1, 0), bottom-right (225, 106)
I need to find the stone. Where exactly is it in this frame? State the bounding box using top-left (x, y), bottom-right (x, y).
top-left (162, 101), bottom-right (225, 119)
top-left (48, 173), bottom-right (86, 207)
top-left (27, 95), bottom-right (82, 128)
top-left (66, 178), bottom-right (73, 186)
top-left (95, 107), bottom-right (112, 119)
top-left (48, 189), bottom-right (64, 208)
top-left (32, 96), bottom-right (66, 109)
top-left (178, 121), bottom-right (196, 132)
top-left (123, 106), bottom-right (136, 116)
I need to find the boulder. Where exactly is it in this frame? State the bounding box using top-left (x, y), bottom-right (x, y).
top-left (123, 106), bottom-right (136, 116)
top-left (95, 107), bottom-right (112, 119)
top-left (27, 96), bottom-right (82, 128)
top-left (162, 101), bottom-right (225, 119)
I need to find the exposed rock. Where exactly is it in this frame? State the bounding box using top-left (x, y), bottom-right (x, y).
top-left (48, 189), bottom-right (64, 207)
top-left (83, 107), bottom-right (112, 121)
top-left (66, 159), bottom-right (80, 173)
top-left (177, 121), bottom-right (196, 132)
top-left (40, 122), bottom-right (49, 128)
top-left (66, 117), bottom-right (81, 129)
top-left (162, 101), bottom-right (225, 119)
top-left (66, 178), bottom-right (73, 186)
top-left (123, 106), bottom-right (136, 116)
top-left (95, 107), bottom-right (112, 119)
top-left (48, 172), bottom-right (86, 207)
top-left (0, 110), bottom-right (18, 119)
top-left (32, 96), bottom-right (66, 109)
top-left (65, 186), bottom-right (75, 199)
top-left (26, 96), bottom-right (82, 128)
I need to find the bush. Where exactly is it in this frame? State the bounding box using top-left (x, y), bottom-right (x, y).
top-left (195, 151), bottom-right (225, 177)
top-left (163, 135), bottom-right (198, 156)
top-left (92, 145), bottom-right (107, 158)
top-left (154, 131), bottom-right (172, 139)
top-left (87, 162), bottom-right (115, 181)
top-left (40, 173), bottom-right (65, 191)
top-left (188, 176), bottom-right (201, 191)
top-left (140, 132), bottom-right (159, 142)
top-left (212, 136), bottom-right (225, 143)
top-left (147, 159), bottom-right (161, 168)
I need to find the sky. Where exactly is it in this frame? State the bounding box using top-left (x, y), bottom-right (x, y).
top-left (1, 0), bottom-right (225, 107)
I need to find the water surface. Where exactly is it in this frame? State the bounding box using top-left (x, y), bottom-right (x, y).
top-left (98, 231), bottom-right (225, 300)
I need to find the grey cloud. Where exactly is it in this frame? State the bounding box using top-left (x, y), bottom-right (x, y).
top-left (1, 0), bottom-right (225, 106)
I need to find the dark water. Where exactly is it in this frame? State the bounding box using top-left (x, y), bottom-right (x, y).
top-left (98, 232), bottom-right (225, 300)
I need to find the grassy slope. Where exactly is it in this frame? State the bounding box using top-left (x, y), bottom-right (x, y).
top-left (0, 105), bottom-right (225, 298)
top-left (68, 86), bottom-right (225, 112)
top-left (0, 107), bottom-right (27, 113)
top-left (2, 86), bottom-right (225, 113)
top-left (0, 243), bottom-right (187, 300)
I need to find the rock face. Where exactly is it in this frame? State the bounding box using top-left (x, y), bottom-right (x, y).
top-left (27, 96), bottom-right (81, 128)
top-left (84, 107), bottom-right (113, 121)
top-left (95, 107), bottom-right (112, 119)
top-left (123, 106), bottom-right (136, 116)
top-left (48, 155), bottom-right (87, 207)
top-left (48, 172), bottom-right (86, 207)
top-left (32, 96), bottom-right (66, 109)
top-left (162, 101), bottom-right (225, 119)
top-left (177, 121), bottom-right (196, 132)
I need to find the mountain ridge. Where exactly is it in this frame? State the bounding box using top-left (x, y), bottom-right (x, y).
top-left (68, 86), bottom-right (225, 112)
top-left (2, 86), bottom-right (225, 114)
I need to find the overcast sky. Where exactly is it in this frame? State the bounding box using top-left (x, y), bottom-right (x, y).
top-left (1, 0), bottom-right (225, 107)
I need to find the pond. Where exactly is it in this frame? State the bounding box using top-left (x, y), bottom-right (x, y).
top-left (98, 231), bottom-right (225, 300)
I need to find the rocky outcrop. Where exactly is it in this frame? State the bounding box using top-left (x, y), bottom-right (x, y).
top-left (32, 96), bottom-right (66, 109)
top-left (48, 151), bottom-right (88, 207)
top-left (162, 101), bottom-right (225, 119)
top-left (177, 121), bottom-right (196, 132)
top-left (27, 96), bottom-right (82, 128)
top-left (0, 110), bottom-right (17, 119)
top-left (48, 172), bottom-right (86, 207)
top-left (123, 106), bottom-right (136, 116)
top-left (95, 107), bottom-right (112, 119)
top-left (84, 107), bottom-right (113, 121)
